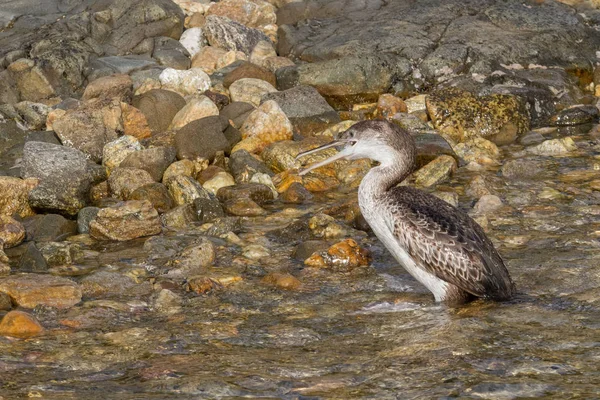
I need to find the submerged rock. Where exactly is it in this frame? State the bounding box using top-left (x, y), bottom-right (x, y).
top-left (0, 310), bottom-right (44, 338)
top-left (550, 105), bottom-right (599, 126)
top-left (0, 274), bottom-right (82, 309)
top-left (413, 155), bottom-right (457, 188)
top-left (304, 239), bottom-right (371, 271)
top-left (90, 200), bottom-right (161, 241)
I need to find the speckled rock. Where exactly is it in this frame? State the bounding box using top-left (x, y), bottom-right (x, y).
top-left (7, 58), bottom-right (55, 102)
top-left (175, 116), bottom-right (234, 161)
top-left (217, 183), bottom-right (275, 204)
top-left (37, 242), bottom-right (84, 267)
top-left (304, 239), bottom-right (371, 270)
top-left (13, 101), bottom-right (50, 130)
top-left (108, 167), bottom-right (155, 200)
top-left (77, 207), bottom-right (100, 234)
top-left (167, 238), bottom-right (216, 277)
top-left (0, 177), bottom-right (38, 217)
top-left (203, 171), bottom-right (236, 196)
top-left (103, 135), bottom-right (143, 174)
top-left (129, 183), bottom-right (174, 214)
top-left (90, 200), bottom-right (161, 241)
top-left (233, 100), bottom-right (293, 154)
top-left (166, 175), bottom-right (211, 205)
top-left (82, 74), bottom-right (133, 102)
top-left (169, 96), bottom-right (220, 130)
top-left (162, 159), bottom-right (204, 183)
top-left (405, 94), bottom-right (428, 113)
top-left (120, 147), bottom-right (177, 182)
top-left (262, 137), bottom-right (340, 177)
top-left (223, 62), bottom-right (277, 88)
top-left (159, 68), bottom-right (211, 96)
top-left (194, 197), bottom-right (225, 223)
top-left (161, 204), bottom-right (198, 229)
top-left (413, 155), bottom-right (457, 188)
top-left (179, 27), bottom-right (207, 57)
top-left (222, 197), bottom-right (266, 216)
top-left (426, 87), bottom-right (529, 145)
top-left (229, 78), bottom-right (277, 107)
top-left (0, 274), bottom-right (82, 309)
top-left (229, 149), bottom-right (272, 183)
top-left (132, 89), bottom-right (186, 134)
top-left (204, 15), bottom-right (271, 55)
top-left (308, 213), bottom-right (352, 240)
top-left (206, 0), bottom-right (276, 28)
top-left (453, 137), bottom-right (501, 165)
top-left (376, 94), bottom-right (408, 119)
top-left (0, 310), bottom-right (44, 338)
top-left (0, 215), bottom-right (26, 248)
top-left (262, 56), bottom-right (296, 73)
top-left (528, 137), bottom-right (577, 156)
top-left (501, 158), bottom-right (546, 180)
top-left (550, 105), bottom-right (599, 126)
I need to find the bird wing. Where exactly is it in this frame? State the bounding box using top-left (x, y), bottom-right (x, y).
top-left (386, 186), bottom-right (514, 300)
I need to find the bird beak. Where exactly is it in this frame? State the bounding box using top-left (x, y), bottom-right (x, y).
top-left (295, 139), bottom-right (354, 176)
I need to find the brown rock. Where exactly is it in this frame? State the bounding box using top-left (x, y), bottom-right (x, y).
top-left (197, 165), bottom-right (226, 184)
top-left (161, 204), bottom-right (198, 229)
top-left (233, 100), bottom-right (292, 154)
top-left (108, 167), bottom-right (155, 200)
top-left (166, 175), bottom-right (211, 205)
top-left (376, 93), bottom-right (408, 119)
top-left (0, 177), bottom-right (38, 218)
top-left (0, 311), bottom-right (44, 338)
top-left (304, 239), bottom-right (371, 270)
top-left (162, 159), bottom-right (205, 183)
top-left (120, 147), bottom-right (177, 182)
top-left (121, 103), bottom-right (152, 139)
top-left (132, 89), bottom-right (187, 134)
top-left (223, 62), bottom-right (277, 88)
top-left (82, 74), bottom-right (133, 102)
top-left (217, 183), bottom-right (275, 204)
top-left (206, 0), bottom-right (276, 28)
top-left (168, 96), bottom-right (220, 130)
top-left (222, 197), bottom-right (266, 216)
top-left (0, 274), bottom-right (82, 309)
top-left (7, 58), bottom-right (55, 102)
top-left (191, 46), bottom-right (228, 74)
top-left (187, 12), bottom-right (206, 28)
top-left (262, 272), bottom-right (301, 291)
top-left (89, 200), bottom-right (162, 241)
top-left (413, 155), bottom-right (457, 187)
top-left (281, 182), bottom-right (313, 204)
top-left (0, 215), bottom-right (26, 248)
top-left (262, 56), bottom-right (296, 73)
top-left (229, 78), bottom-right (277, 107)
top-left (129, 183), bottom-right (174, 214)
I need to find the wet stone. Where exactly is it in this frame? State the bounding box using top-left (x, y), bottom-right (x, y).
top-left (376, 94), bottom-right (408, 119)
top-left (203, 171), bottom-right (236, 196)
top-left (162, 159), bottom-right (204, 183)
top-left (501, 158), bottom-right (547, 181)
top-left (217, 183), bottom-right (275, 205)
top-left (0, 274), bottom-right (82, 309)
top-left (203, 217), bottom-right (242, 236)
top-left (472, 194), bottom-right (504, 215)
top-left (166, 175), bottom-right (211, 205)
top-left (304, 239), bottom-right (372, 271)
top-left (77, 207), bottom-right (100, 234)
top-left (413, 155), bottom-right (457, 188)
top-left (308, 213), bottom-right (353, 240)
top-left (0, 292), bottom-right (12, 311)
top-left (22, 214), bottom-right (77, 242)
top-left (550, 105), bottom-right (599, 126)
top-left (528, 137), bottom-right (577, 156)
top-left (80, 271), bottom-right (153, 299)
top-left (242, 244), bottom-right (271, 260)
top-left (10, 242), bottom-right (48, 273)
top-left (128, 183), bottom-right (174, 214)
top-left (433, 191), bottom-right (459, 207)
top-left (89, 200), bottom-right (161, 241)
top-left (161, 204), bottom-right (198, 229)
top-left (412, 133), bottom-right (458, 168)
top-left (0, 310), bottom-right (44, 338)
top-left (167, 238), bottom-right (216, 277)
top-left (154, 289), bottom-right (183, 315)
top-left (37, 241), bottom-right (83, 267)
top-left (262, 272), bottom-right (301, 291)
top-left (223, 197), bottom-right (266, 217)
top-left (453, 137), bottom-right (501, 165)
top-left (293, 240), bottom-right (330, 262)
top-left (194, 198), bottom-right (225, 223)
top-left (229, 149), bottom-right (272, 183)
top-left (281, 182), bottom-right (313, 204)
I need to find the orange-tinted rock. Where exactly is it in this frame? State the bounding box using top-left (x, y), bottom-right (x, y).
top-left (0, 177), bottom-right (38, 218)
top-left (262, 272), bottom-right (301, 290)
top-left (376, 93), bottom-right (408, 119)
top-left (0, 310), bottom-right (44, 338)
top-left (233, 100), bottom-right (292, 154)
top-left (0, 215), bottom-right (26, 248)
top-left (305, 239), bottom-right (371, 270)
top-left (0, 274), bottom-right (82, 309)
top-left (89, 200), bottom-right (161, 241)
top-left (83, 74), bottom-right (133, 102)
top-left (121, 103), bottom-right (152, 139)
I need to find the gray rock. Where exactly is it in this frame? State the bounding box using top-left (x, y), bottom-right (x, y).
top-left (204, 15), bottom-right (271, 55)
top-left (77, 206), bottom-right (100, 234)
top-left (550, 105), bottom-right (599, 126)
top-left (261, 85), bottom-right (340, 135)
top-left (120, 146), bottom-right (177, 182)
top-left (13, 242), bottom-right (48, 273)
top-left (220, 101), bottom-right (255, 129)
top-left (229, 149), bottom-right (273, 183)
top-left (193, 197), bottom-right (225, 223)
top-left (501, 158), bottom-right (547, 180)
top-left (413, 133), bottom-right (460, 168)
top-left (204, 217), bottom-right (242, 236)
top-left (132, 89), bottom-right (186, 134)
top-left (21, 142), bottom-right (96, 215)
top-left (152, 36), bottom-right (191, 70)
top-left (175, 116), bottom-right (232, 161)
top-left (21, 214), bottom-right (77, 242)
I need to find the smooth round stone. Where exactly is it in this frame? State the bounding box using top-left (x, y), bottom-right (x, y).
top-left (191, 46), bottom-right (228, 74)
top-left (376, 93), bottom-right (407, 119)
top-left (197, 165), bottom-right (226, 184)
top-left (249, 40), bottom-right (277, 66)
top-left (0, 310), bottom-right (44, 338)
top-left (304, 239), bottom-right (371, 271)
top-left (120, 146), bottom-right (177, 182)
top-left (528, 137), bottom-right (577, 156)
top-left (108, 167), bottom-right (155, 200)
top-left (132, 89), bottom-right (186, 134)
top-left (82, 74), bottom-right (133, 102)
top-left (203, 171), bottom-right (236, 196)
top-left (453, 137), bottom-right (501, 165)
top-left (194, 197), bottom-right (225, 223)
top-left (162, 159), bottom-right (203, 183)
top-left (174, 116), bottom-right (232, 161)
top-left (223, 61), bottom-right (277, 88)
top-left (221, 102), bottom-right (255, 129)
top-left (413, 155), bottom-right (457, 187)
top-left (293, 240), bottom-right (330, 261)
top-left (308, 213), bottom-right (352, 239)
top-left (262, 272), bottom-right (301, 291)
top-left (169, 96), bottom-right (220, 130)
top-left (229, 78), bottom-right (277, 107)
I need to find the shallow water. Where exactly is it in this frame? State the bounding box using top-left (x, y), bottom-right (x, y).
top-left (2, 126), bottom-right (600, 399)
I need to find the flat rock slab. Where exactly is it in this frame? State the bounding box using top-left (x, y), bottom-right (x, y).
top-left (0, 274), bottom-right (82, 309)
top-left (278, 0), bottom-right (600, 88)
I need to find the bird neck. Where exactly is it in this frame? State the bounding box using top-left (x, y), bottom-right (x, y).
top-left (359, 159), bottom-right (411, 199)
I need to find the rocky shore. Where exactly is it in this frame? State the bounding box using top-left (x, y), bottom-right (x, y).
top-left (1, 0), bottom-right (600, 398)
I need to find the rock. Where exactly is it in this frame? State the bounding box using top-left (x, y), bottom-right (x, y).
top-left (13, 101), bottom-right (50, 130)
top-left (88, 56), bottom-right (159, 82)
top-left (161, 204), bottom-right (198, 229)
top-left (262, 137), bottom-right (340, 176)
top-left (242, 244), bottom-right (271, 260)
top-left (168, 238), bottom-right (216, 276)
top-left (203, 172), bottom-right (236, 196)
top-left (262, 56), bottom-right (296, 73)
top-left (179, 27), bottom-right (207, 57)
top-left (217, 183), bottom-right (275, 205)
top-left (220, 102), bottom-right (255, 129)
top-left (159, 68), bottom-right (211, 96)
top-left (229, 149), bottom-right (272, 183)
top-left (262, 85), bottom-right (341, 135)
top-left (223, 197), bottom-right (266, 216)
top-left (293, 240), bottom-right (330, 261)
top-left (0, 310), bottom-right (44, 338)
top-left (412, 133), bottom-right (459, 168)
top-left (223, 62), bottom-right (277, 88)
top-left (169, 96), bottom-right (220, 130)
top-left (405, 94), bottom-right (428, 113)
top-left (376, 94), bottom-right (408, 119)
top-left (413, 155), bottom-right (457, 188)
top-left (90, 200), bottom-right (161, 241)
top-left (154, 289), bottom-right (183, 315)
top-left (175, 116), bottom-right (234, 161)
top-left (453, 137), bottom-right (501, 165)
top-left (162, 159), bottom-right (203, 183)
top-left (0, 292), bottom-right (12, 310)
top-left (204, 15), bottom-right (271, 55)
top-left (82, 74), bottom-right (133, 102)
top-left (129, 183), bottom-right (174, 214)
top-left (21, 142), bottom-right (97, 215)
top-left (80, 271), bottom-right (153, 299)
top-left (304, 239), bottom-right (371, 270)
top-left (0, 177), bottom-right (38, 217)
top-left (233, 100), bottom-right (293, 154)
top-left (206, 0), bottom-right (276, 28)
top-left (203, 90), bottom-right (230, 110)
top-left (51, 98), bottom-right (124, 162)
top-left (0, 215), bottom-right (25, 248)
top-left (153, 36), bottom-right (191, 70)
top-left (0, 274), bottom-right (82, 309)
top-left (550, 105), bottom-right (599, 126)
top-left (433, 191), bottom-right (459, 207)
top-left (473, 194), bottom-right (504, 214)
top-left (194, 198), bottom-right (225, 223)
top-left (250, 40), bottom-right (277, 66)
top-left (77, 207), bottom-right (100, 234)
top-left (215, 50), bottom-right (248, 70)
top-left (501, 158), bottom-right (546, 180)
top-left (529, 137), bottom-right (577, 156)
top-left (10, 242), bottom-right (47, 273)
top-left (281, 182), bottom-right (312, 204)
top-left (166, 175), bottom-right (211, 205)
top-left (191, 46), bottom-right (229, 74)
top-left (308, 213), bottom-right (352, 240)
top-left (249, 173), bottom-right (278, 198)
top-left (466, 175), bottom-right (501, 199)
top-left (21, 214), bottom-right (77, 242)
top-left (102, 135), bottom-right (143, 174)
top-left (7, 58), bottom-right (55, 102)
top-left (426, 87), bottom-right (529, 145)
top-left (121, 103), bottom-right (153, 140)
top-left (132, 89), bottom-right (187, 134)
top-left (37, 241), bottom-right (83, 267)
top-left (108, 167), bottom-right (155, 200)
top-left (120, 146), bottom-right (177, 182)
top-left (229, 78), bottom-right (277, 107)
top-left (262, 272), bottom-right (301, 291)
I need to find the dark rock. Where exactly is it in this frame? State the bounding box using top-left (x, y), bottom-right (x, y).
top-left (413, 133), bottom-right (461, 168)
top-left (0, 292), bottom-right (12, 311)
top-left (262, 85), bottom-right (341, 135)
top-left (21, 142), bottom-right (95, 215)
top-left (175, 116), bottom-right (232, 161)
top-left (77, 206), bottom-right (100, 234)
top-left (21, 214), bottom-right (77, 242)
top-left (223, 62), bottom-right (277, 88)
top-left (281, 182), bottom-right (313, 204)
top-left (196, 165), bottom-right (226, 185)
top-left (229, 149), bottom-right (272, 183)
top-left (220, 101), bottom-right (255, 129)
top-left (132, 89), bottom-right (187, 134)
top-left (194, 197), bottom-right (225, 223)
top-left (293, 240), bottom-right (330, 261)
top-left (222, 197), bottom-right (266, 217)
top-left (86, 56), bottom-right (159, 82)
top-left (204, 15), bottom-right (271, 55)
top-left (390, 113), bottom-right (432, 134)
top-left (152, 36), bottom-right (191, 70)
top-left (267, 219), bottom-right (311, 244)
top-left (203, 90), bottom-right (230, 110)
top-left (13, 242), bottom-right (48, 272)
top-left (129, 182), bottom-right (174, 214)
top-left (120, 146), bottom-right (177, 182)
top-left (216, 183), bottom-right (275, 204)
top-left (204, 216), bottom-right (242, 236)
top-left (550, 105), bottom-right (599, 126)
top-left (223, 125), bottom-right (242, 149)
top-left (161, 204), bottom-right (198, 229)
